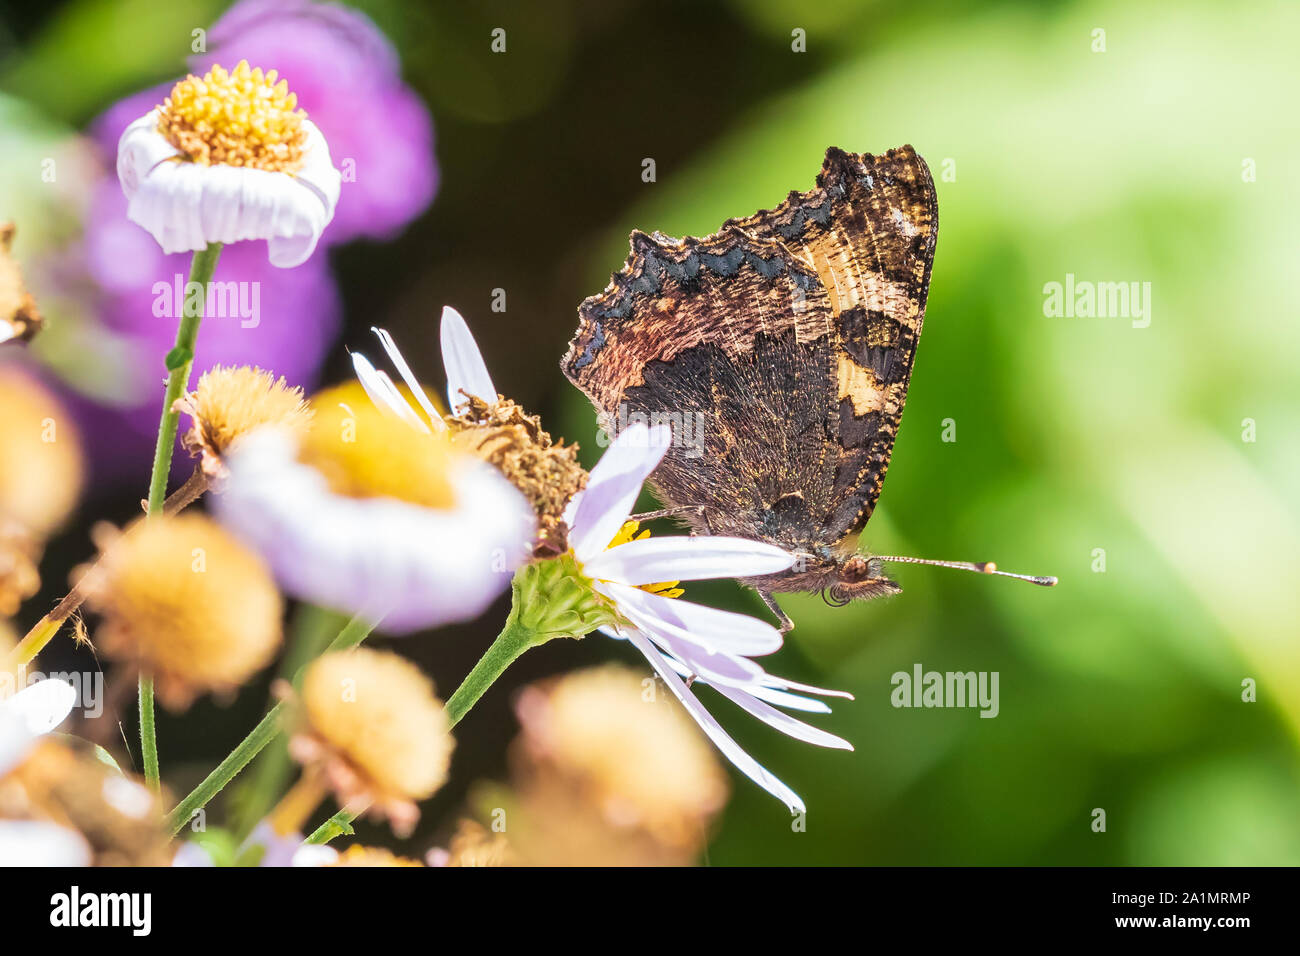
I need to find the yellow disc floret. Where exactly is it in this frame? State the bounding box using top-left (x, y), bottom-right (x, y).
top-left (299, 384), bottom-right (456, 509)
top-left (157, 60), bottom-right (308, 173)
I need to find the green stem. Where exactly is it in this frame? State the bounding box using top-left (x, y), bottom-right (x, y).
top-left (167, 702), bottom-right (284, 836)
top-left (139, 678), bottom-right (159, 793)
top-left (146, 242), bottom-right (221, 514)
top-left (444, 603), bottom-right (536, 727)
top-left (139, 241), bottom-right (222, 793)
top-left (166, 610), bottom-right (375, 837)
top-left (304, 809), bottom-right (355, 845)
top-left (233, 605), bottom-right (347, 838)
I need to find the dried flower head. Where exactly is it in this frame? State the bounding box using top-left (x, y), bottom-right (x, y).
top-left (0, 223), bottom-right (42, 345)
top-left (177, 365), bottom-right (312, 480)
top-left (448, 395), bottom-right (587, 557)
top-left (0, 738), bottom-right (170, 866)
top-left (157, 61), bottom-right (308, 173)
top-left (0, 367), bottom-right (84, 615)
top-left (81, 514), bottom-right (282, 709)
top-left (515, 665), bottom-right (728, 854)
top-left (292, 648), bottom-right (453, 835)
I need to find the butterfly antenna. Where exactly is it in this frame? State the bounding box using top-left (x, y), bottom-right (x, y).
top-left (874, 555), bottom-right (1058, 587)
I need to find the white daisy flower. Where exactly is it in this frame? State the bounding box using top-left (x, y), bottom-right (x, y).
top-left (117, 61), bottom-right (341, 267)
top-left (569, 424), bottom-right (855, 814)
top-left (213, 387), bottom-right (535, 634)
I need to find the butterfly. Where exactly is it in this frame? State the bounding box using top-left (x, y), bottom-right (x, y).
top-left (563, 146), bottom-right (1054, 631)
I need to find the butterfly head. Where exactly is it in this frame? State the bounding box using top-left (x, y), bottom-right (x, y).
top-left (823, 554), bottom-right (902, 606)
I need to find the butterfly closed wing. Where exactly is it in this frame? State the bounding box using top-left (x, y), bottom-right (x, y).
top-left (563, 146), bottom-right (938, 630)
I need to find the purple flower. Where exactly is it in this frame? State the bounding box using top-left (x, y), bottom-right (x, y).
top-left (62, 0), bottom-right (435, 488)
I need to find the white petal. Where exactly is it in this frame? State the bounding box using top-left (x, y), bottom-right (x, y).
top-left (3, 679), bottom-right (77, 735)
top-left (291, 844), bottom-right (340, 867)
top-left (745, 685), bottom-right (834, 713)
top-left (350, 352), bottom-right (432, 433)
top-left (600, 581), bottom-right (782, 656)
top-left (567, 423), bottom-right (671, 562)
top-left (604, 623), bottom-right (830, 711)
top-left (710, 683), bottom-right (853, 750)
top-left (118, 113), bottom-right (339, 267)
top-left (0, 821), bottom-right (92, 867)
top-left (440, 306), bottom-right (496, 411)
top-left (371, 327), bottom-right (445, 430)
top-left (761, 675), bottom-right (855, 700)
top-left (585, 534), bottom-right (796, 585)
top-left (625, 629), bottom-right (805, 814)
top-left (293, 120), bottom-right (342, 218)
top-left (116, 110), bottom-right (181, 199)
top-left (214, 428), bottom-right (535, 633)
top-left (0, 709), bottom-right (35, 779)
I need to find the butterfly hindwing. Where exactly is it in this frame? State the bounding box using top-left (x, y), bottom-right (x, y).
top-left (563, 146), bottom-right (938, 555)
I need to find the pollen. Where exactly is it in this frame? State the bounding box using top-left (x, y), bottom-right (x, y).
top-left (298, 384), bottom-right (457, 510)
top-left (156, 61), bottom-right (308, 173)
top-left (81, 514), bottom-right (283, 709)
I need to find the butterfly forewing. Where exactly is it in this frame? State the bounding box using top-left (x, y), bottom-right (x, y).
top-left (563, 146), bottom-right (938, 558)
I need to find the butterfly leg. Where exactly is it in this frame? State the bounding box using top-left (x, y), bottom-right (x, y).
top-left (758, 590), bottom-right (795, 634)
top-left (629, 505), bottom-right (714, 536)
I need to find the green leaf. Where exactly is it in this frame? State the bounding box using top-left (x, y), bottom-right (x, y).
top-left (165, 346), bottom-right (193, 371)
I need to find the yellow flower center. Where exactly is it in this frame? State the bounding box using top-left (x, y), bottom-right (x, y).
top-left (157, 60), bottom-right (308, 173)
top-left (608, 521), bottom-right (683, 598)
top-left (299, 384), bottom-right (457, 510)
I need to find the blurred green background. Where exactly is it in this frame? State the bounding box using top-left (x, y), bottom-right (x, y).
top-left (2, 0), bottom-right (1297, 864)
